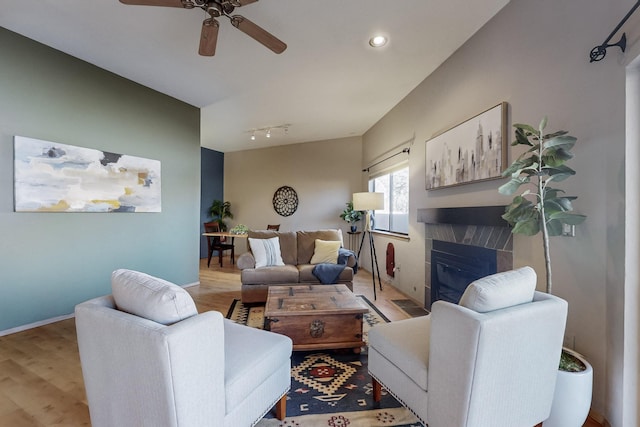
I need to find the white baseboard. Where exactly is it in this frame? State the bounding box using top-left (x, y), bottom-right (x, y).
top-left (182, 281), bottom-right (200, 288)
top-left (0, 313), bottom-right (75, 337)
top-left (0, 281), bottom-right (202, 337)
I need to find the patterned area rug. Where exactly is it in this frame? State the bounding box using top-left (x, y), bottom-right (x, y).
top-left (227, 297), bottom-right (421, 427)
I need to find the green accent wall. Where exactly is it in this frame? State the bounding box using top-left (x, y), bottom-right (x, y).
top-left (0, 28), bottom-right (201, 331)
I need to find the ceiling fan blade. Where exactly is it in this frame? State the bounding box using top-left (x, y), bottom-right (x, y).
top-left (230, 0), bottom-right (258, 6)
top-left (119, 0), bottom-right (188, 7)
top-left (199, 18), bottom-right (219, 56)
top-left (230, 15), bottom-right (287, 54)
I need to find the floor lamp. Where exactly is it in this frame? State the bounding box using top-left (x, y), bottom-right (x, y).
top-left (353, 192), bottom-right (384, 299)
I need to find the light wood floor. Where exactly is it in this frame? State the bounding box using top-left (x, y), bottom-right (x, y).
top-left (0, 257), bottom-right (602, 426)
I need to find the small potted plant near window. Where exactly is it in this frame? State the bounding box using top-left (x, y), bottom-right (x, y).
top-left (340, 202), bottom-right (363, 232)
top-left (499, 117), bottom-right (591, 427)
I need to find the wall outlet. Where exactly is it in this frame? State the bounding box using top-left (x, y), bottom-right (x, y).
top-left (562, 223), bottom-right (576, 237)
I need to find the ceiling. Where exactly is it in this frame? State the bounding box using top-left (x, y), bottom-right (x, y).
top-left (1, 0), bottom-right (510, 152)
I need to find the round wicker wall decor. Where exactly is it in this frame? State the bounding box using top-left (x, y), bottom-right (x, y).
top-left (272, 186), bottom-right (298, 217)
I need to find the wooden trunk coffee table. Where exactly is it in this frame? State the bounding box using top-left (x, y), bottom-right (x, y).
top-left (264, 284), bottom-right (369, 352)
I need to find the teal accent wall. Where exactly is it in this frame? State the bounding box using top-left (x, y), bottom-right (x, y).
top-left (0, 28), bottom-right (201, 331)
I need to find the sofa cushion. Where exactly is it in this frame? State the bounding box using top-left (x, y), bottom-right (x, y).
top-left (298, 264), bottom-right (353, 283)
top-left (241, 265), bottom-right (300, 285)
top-left (248, 230), bottom-right (298, 265)
top-left (248, 237), bottom-right (285, 268)
top-left (111, 269), bottom-right (197, 325)
top-left (310, 239), bottom-right (341, 264)
top-left (459, 266), bottom-right (536, 313)
top-left (368, 316), bottom-right (431, 391)
top-left (297, 230), bottom-right (344, 264)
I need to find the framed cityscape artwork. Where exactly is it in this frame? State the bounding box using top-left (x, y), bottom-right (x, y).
top-left (425, 102), bottom-right (507, 190)
top-left (14, 136), bottom-right (161, 212)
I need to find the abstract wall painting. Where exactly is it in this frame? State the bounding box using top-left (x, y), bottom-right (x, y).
top-left (14, 136), bottom-right (161, 212)
top-left (425, 102), bottom-right (507, 190)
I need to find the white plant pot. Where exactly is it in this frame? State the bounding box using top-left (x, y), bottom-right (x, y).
top-left (543, 348), bottom-right (593, 427)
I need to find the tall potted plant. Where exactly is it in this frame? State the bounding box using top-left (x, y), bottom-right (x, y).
top-left (499, 117), bottom-right (591, 427)
top-left (339, 202), bottom-right (363, 232)
top-left (209, 200), bottom-right (233, 231)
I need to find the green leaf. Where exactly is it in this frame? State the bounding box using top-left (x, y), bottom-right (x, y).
top-left (542, 148), bottom-right (574, 167)
top-left (502, 157), bottom-right (536, 177)
top-left (539, 116), bottom-right (548, 132)
top-left (512, 217), bottom-right (541, 235)
top-left (543, 164), bottom-right (576, 182)
top-left (543, 188), bottom-right (565, 200)
top-left (543, 130), bottom-right (568, 139)
top-left (545, 197), bottom-right (574, 213)
top-left (514, 123), bottom-right (538, 135)
top-left (544, 135), bottom-right (576, 151)
top-left (514, 127), bottom-right (534, 146)
top-left (546, 218), bottom-right (564, 236)
top-left (499, 177), bottom-right (530, 195)
top-left (548, 211), bottom-right (587, 225)
top-left (502, 197), bottom-right (538, 227)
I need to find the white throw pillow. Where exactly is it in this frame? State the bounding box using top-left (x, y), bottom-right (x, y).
top-left (459, 266), bottom-right (537, 313)
top-left (310, 239), bottom-right (341, 264)
top-left (111, 269), bottom-right (198, 325)
top-left (249, 237), bottom-right (285, 268)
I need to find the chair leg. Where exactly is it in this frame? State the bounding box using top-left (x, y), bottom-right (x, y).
top-left (372, 376), bottom-right (382, 402)
top-left (207, 246), bottom-right (213, 268)
top-left (231, 246), bottom-right (235, 264)
top-left (218, 248), bottom-right (223, 267)
top-left (275, 394), bottom-right (286, 421)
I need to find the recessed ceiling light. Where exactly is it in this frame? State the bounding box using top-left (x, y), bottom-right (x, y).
top-left (369, 35), bottom-right (388, 48)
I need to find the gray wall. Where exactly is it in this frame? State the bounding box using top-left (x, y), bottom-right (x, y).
top-left (0, 28), bottom-right (201, 332)
top-left (362, 0), bottom-right (637, 424)
top-left (224, 136), bottom-right (363, 248)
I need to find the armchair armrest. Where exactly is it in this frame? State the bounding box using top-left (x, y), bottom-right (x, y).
top-left (238, 252), bottom-right (256, 270)
top-left (338, 248), bottom-right (357, 268)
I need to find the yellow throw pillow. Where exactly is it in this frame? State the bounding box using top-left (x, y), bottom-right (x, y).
top-left (310, 239), bottom-right (341, 264)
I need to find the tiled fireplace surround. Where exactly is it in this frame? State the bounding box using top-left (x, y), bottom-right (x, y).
top-left (417, 206), bottom-right (514, 311)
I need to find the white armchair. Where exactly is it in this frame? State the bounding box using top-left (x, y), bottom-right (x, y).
top-left (368, 267), bottom-right (568, 427)
top-left (75, 269), bottom-right (292, 427)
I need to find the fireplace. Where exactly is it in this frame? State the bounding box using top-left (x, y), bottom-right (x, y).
top-left (418, 206), bottom-right (513, 311)
top-left (431, 240), bottom-right (497, 305)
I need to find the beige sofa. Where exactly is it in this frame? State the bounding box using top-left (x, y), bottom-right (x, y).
top-left (237, 229), bottom-right (357, 303)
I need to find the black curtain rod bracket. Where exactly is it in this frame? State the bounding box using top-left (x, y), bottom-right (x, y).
top-left (590, 0), bottom-right (640, 62)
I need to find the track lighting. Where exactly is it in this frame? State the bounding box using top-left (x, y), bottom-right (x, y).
top-left (247, 124), bottom-right (291, 141)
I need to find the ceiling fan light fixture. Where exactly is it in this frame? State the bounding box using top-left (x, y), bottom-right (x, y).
top-left (369, 35), bottom-right (388, 48)
top-left (250, 131), bottom-right (256, 140)
top-left (199, 17), bottom-right (219, 56)
top-left (206, 3), bottom-right (222, 17)
top-left (266, 128), bottom-right (271, 138)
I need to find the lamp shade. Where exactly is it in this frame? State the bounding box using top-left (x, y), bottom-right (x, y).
top-left (353, 192), bottom-right (384, 211)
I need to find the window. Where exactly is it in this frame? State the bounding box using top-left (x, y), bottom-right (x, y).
top-left (368, 165), bottom-right (409, 234)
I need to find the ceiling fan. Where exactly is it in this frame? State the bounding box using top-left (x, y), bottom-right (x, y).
top-left (119, 0), bottom-right (287, 56)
